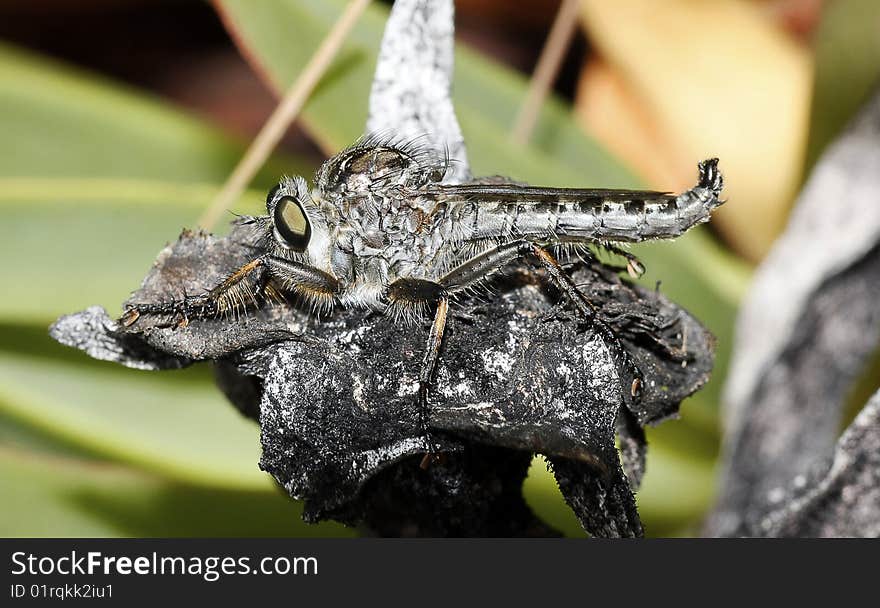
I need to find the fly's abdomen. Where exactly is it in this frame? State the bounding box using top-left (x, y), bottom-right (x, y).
top-left (448, 158), bottom-right (724, 244)
top-left (623, 158), bottom-right (725, 241)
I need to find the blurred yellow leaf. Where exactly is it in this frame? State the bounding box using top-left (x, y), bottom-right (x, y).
top-left (575, 57), bottom-right (682, 190)
top-left (577, 0), bottom-right (813, 262)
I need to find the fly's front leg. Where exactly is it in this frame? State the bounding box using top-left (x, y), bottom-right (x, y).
top-left (441, 240), bottom-right (643, 401)
top-left (263, 257), bottom-right (339, 315)
top-left (121, 258), bottom-right (266, 327)
top-left (386, 278), bottom-right (449, 468)
top-left (122, 256), bottom-right (338, 327)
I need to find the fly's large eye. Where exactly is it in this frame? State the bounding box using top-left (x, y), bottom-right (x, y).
top-left (273, 196), bottom-right (311, 252)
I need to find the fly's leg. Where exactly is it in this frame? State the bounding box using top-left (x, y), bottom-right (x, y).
top-left (120, 258), bottom-right (265, 327)
top-left (598, 242), bottom-right (645, 278)
top-left (386, 278), bottom-right (449, 469)
top-left (121, 256), bottom-right (338, 327)
top-left (531, 246), bottom-right (643, 399)
top-left (441, 241), bottom-right (643, 401)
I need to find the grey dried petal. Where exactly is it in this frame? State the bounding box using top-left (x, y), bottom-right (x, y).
top-left (123, 227), bottom-right (307, 360)
top-left (223, 256), bottom-right (711, 536)
top-left (367, 0), bottom-right (470, 183)
top-left (49, 305), bottom-right (190, 371)
top-left (551, 457), bottom-right (643, 538)
top-left (765, 390), bottom-right (880, 538)
top-left (616, 407), bottom-right (647, 491)
top-left (49, 225), bottom-right (311, 368)
top-left (708, 88), bottom-right (880, 537)
top-left (724, 88), bottom-right (880, 418)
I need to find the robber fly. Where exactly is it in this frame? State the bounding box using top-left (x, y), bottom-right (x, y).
top-left (122, 135), bottom-right (724, 464)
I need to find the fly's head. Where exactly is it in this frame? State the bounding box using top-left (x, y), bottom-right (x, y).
top-left (265, 175), bottom-right (365, 289)
top-left (266, 176), bottom-right (334, 271)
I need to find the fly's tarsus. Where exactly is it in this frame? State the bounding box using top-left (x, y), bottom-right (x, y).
top-left (121, 294), bottom-right (219, 328)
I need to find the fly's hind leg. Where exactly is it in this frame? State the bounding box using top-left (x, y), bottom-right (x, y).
top-left (441, 241), bottom-right (644, 401)
top-left (598, 242), bottom-right (645, 279)
top-left (531, 246), bottom-right (643, 399)
top-left (386, 278), bottom-right (450, 469)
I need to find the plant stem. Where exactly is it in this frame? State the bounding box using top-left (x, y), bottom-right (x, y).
top-left (199, 0), bottom-right (372, 230)
top-left (510, 0), bottom-right (581, 145)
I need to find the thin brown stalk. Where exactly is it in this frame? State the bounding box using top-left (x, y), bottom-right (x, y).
top-left (510, 0), bottom-right (581, 146)
top-left (199, 0), bottom-right (372, 230)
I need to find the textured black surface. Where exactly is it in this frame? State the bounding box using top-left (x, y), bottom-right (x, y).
top-left (51, 223), bottom-right (715, 537)
top-left (768, 391), bottom-right (880, 538)
top-left (709, 246), bottom-right (880, 536)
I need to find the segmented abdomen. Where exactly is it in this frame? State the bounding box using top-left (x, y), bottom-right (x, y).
top-left (438, 158), bottom-right (724, 244)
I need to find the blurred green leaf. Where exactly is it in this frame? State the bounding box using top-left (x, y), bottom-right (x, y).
top-left (522, 457), bottom-right (584, 538)
top-left (0, 446), bottom-right (352, 537)
top-left (0, 182), bottom-right (264, 323)
top-left (0, 351), bottom-right (270, 490)
top-left (805, 0), bottom-right (880, 170)
top-left (0, 42), bottom-right (282, 184)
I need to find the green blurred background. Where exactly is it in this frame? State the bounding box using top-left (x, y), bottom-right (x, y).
top-left (0, 0), bottom-right (878, 537)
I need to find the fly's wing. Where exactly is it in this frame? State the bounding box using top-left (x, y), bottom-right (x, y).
top-left (428, 182), bottom-right (675, 205)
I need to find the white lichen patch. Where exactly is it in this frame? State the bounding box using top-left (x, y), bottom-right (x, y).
top-left (556, 362), bottom-right (573, 378)
top-left (351, 374), bottom-right (368, 411)
top-left (443, 401), bottom-right (507, 423)
top-left (481, 348), bottom-right (514, 380)
top-left (438, 379), bottom-right (475, 400)
top-left (396, 376), bottom-right (419, 397)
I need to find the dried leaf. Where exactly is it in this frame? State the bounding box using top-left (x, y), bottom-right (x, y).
top-left (768, 390), bottom-right (880, 538)
top-left (708, 88), bottom-right (880, 536)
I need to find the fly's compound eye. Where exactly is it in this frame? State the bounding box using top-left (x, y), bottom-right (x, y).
top-left (273, 196), bottom-right (311, 252)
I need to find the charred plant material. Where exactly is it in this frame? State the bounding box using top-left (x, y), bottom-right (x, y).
top-left (51, 221), bottom-right (715, 536)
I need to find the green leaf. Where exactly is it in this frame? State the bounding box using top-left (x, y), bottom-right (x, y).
top-left (0, 446), bottom-right (352, 537)
top-left (0, 181), bottom-right (267, 323)
top-left (0, 41), bottom-right (274, 183)
top-left (0, 349), bottom-right (270, 490)
top-left (805, 0), bottom-right (880, 170)
top-left (0, 40), bottom-right (313, 187)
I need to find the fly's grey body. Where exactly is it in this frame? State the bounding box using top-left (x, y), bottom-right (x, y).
top-left (270, 137), bottom-right (722, 311)
top-left (123, 135), bottom-right (724, 462)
